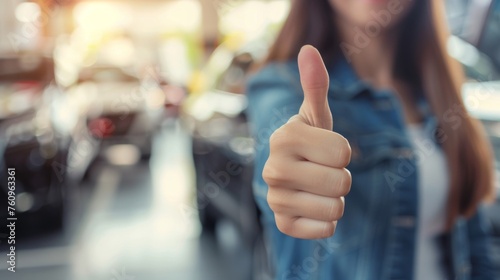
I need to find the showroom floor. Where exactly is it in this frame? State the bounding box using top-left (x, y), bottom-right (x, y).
top-left (0, 121), bottom-right (252, 280)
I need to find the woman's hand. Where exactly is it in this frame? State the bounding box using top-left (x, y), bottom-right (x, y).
top-left (263, 45), bottom-right (352, 239)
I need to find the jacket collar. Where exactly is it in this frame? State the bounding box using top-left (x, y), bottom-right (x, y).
top-left (326, 56), bottom-right (437, 131)
top-left (326, 55), bottom-right (371, 100)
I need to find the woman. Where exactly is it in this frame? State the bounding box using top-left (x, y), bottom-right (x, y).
top-left (245, 0), bottom-right (496, 279)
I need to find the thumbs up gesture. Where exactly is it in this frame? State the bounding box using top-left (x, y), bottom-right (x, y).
top-left (263, 46), bottom-right (352, 239)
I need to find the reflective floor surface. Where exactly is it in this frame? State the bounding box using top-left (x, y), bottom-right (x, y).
top-left (0, 121), bottom-right (252, 280)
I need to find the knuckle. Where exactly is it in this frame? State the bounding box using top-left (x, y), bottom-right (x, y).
top-left (275, 216), bottom-right (294, 235)
top-left (269, 128), bottom-right (290, 151)
top-left (287, 117), bottom-right (305, 131)
top-left (269, 129), bottom-right (280, 146)
top-left (267, 197), bottom-right (281, 213)
top-left (267, 189), bottom-right (288, 213)
top-left (269, 123), bottom-right (302, 153)
top-left (263, 161), bottom-right (286, 186)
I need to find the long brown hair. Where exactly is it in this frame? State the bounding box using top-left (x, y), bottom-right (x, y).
top-left (267, 0), bottom-right (495, 228)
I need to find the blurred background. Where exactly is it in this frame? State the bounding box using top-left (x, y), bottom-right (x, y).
top-left (0, 0), bottom-right (498, 279)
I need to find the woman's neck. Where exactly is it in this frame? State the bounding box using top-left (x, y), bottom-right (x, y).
top-left (335, 22), bottom-right (424, 124)
top-left (336, 20), bottom-right (400, 89)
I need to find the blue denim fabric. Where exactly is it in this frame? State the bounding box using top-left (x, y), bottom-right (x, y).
top-left (245, 57), bottom-right (496, 280)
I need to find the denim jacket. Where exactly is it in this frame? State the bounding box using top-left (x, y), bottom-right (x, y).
top-left (245, 57), bottom-right (496, 280)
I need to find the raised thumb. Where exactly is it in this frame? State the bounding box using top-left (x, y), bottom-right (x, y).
top-left (298, 45), bottom-right (332, 131)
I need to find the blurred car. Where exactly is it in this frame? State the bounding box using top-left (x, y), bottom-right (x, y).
top-left (0, 54), bottom-right (73, 230)
top-left (69, 64), bottom-right (166, 159)
top-left (185, 48), bottom-right (273, 280)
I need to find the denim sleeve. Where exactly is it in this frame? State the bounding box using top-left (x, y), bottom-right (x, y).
top-left (245, 63), bottom-right (303, 216)
top-left (467, 205), bottom-right (497, 279)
